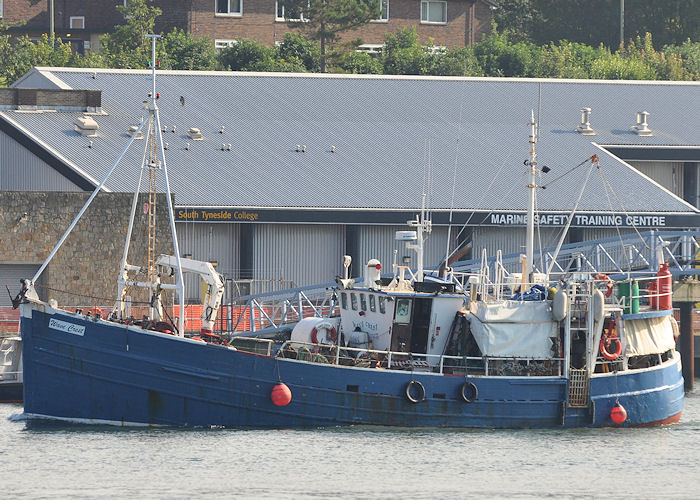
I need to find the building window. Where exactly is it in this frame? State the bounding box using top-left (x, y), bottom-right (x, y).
top-left (421, 1), bottom-right (446, 24)
top-left (276, 1), bottom-right (308, 21)
top-left (70, 17), bottom-right (85, 29)
top-left (0, 0), bottom-right (4, 18)
top-left (216, 0), bottom-right (242, 16)
top-left (215, 39), bottom-right (237, 49)
top-left (377, 0), bottom-right (389, 21)
top-left (357, 43), bottom-right (384, 54)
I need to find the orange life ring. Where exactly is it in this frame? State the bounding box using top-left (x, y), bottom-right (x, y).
top-left (595, 274), bottom-right (614, 298)
top-left (600, 319), bottom-right (622, 360)
top-left (311, 322), bottom-right (338, 344)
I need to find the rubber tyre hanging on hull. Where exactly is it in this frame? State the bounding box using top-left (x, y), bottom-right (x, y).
top-left (405, 380), bottom-right (426, 403)
top-left (460, 381), bottom-right (478, 403)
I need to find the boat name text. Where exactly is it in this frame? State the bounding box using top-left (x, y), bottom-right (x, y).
top-left (49, 318), bottom-right (85, 336)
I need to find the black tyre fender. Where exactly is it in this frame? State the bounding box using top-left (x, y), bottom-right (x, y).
top-left (405, 380), bottom-right (425, 403)
top-left (460, 381), bottom-right (478, 403)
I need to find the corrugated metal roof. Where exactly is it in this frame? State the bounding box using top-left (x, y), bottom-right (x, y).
top-left (4, 68), bottom-right (699, 213)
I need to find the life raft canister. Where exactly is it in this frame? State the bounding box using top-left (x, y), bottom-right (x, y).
top-left (311, 321), bottom-right (338, 344)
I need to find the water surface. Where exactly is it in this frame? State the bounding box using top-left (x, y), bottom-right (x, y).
top-left (2, 382), bottom-right (699, 499)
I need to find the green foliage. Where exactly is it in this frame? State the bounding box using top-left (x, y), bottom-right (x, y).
top-left (217, 39), bottom-right (307, 73)
top-left (335, 51), bottom-right (383, 74)
top-left (664, 40), bottom-right (700, 79)
top-left (99, 0), bottom-right (162, 68)
top-left (492, 0), bottom-right (542, 43)
top-left (161, 28), bottom-right (216, 71)
top-left (0, 34), bottom-right (75, 84)
top-left (472, 30), bottom-right (541, 77)
top-left (277, 32), bottom-right (320, 72)
top-left (589, 52), bottom-right (657, 80)
top-left (497, 0), bottom-right (699, 50)
top-left (278, 0), bottom-right (381, 71)
top-left (381, 28), bottom-right (426, 75)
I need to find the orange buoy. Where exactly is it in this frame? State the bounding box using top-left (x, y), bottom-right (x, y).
top-left (271, 383), bottom-right (292, 406)
top-left (610, 403), bottom-right (627, 424)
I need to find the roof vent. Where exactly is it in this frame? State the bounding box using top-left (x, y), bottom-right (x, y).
top-left (576, 107), bottom-right (595, 135)
top-left (74, 115), bottom-right (99, 137)
top-left (632, 111), bottom-right (652, 136)
top-left (126, 125), bottom-right (143, 139)
top-left (187, 127), bottom-right (204, 140)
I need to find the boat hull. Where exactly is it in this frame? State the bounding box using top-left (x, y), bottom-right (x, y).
top-left (21, 304), bottom-right (684, 428)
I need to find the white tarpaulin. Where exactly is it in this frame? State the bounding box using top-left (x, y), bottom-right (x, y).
top-left (469, 300), bottom-right (556, 358)
top-left (622, 315), bottom-right (676, 356)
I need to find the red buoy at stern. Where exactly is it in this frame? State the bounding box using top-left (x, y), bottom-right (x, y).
top-left (611, 403), bottom-right (627, 424)
top-left (271, 383), bottom-right (292, 406)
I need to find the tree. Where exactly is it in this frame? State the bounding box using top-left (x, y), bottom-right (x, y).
top-left (161, 28), bottom-right (217, 71)
top-left (0, 33), bottom-right (75, 85)
top-left (217, 39), bottom-right (307, 73)
top-left (492, 0), bottom-right (542, 43)
top-left (277, 0), bottom-right (381, 72)
top-left (497, 0), bottom-right (699, 49)
top-left (99, 0), bottom-right (162, 68)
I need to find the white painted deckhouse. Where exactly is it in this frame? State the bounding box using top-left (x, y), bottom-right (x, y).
top-left (1, 68), bottom-right (699, 302)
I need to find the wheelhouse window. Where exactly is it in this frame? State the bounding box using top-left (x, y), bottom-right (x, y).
top-left (378, 296), bottom-right (386, 314)
top-left (276, 1), bottom-right (308, 21)
top-left (369, 294), bottom-right (376, 312)
top-left (341, 292), bottom-right (348, 310)
top-left (421, 1), bottom-right (446, 24)
top-left (217, 0), bottom-right (242, 16)
top-left (351, 293), bottom-right (358, 311)
top-left (360, 294), bottom-right (367, 311)
top-left (394, 298), bottom-right (411, 324)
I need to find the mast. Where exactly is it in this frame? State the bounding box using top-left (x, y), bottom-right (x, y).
top-left (145, 34), bottom-right (186, 335)
top-left (525, 111), bottom-right (537, 284)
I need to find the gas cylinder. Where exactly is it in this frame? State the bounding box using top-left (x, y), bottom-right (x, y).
top-left (647, 279), bottom-right (658, 309)
top-left (657, 263), bottom-right (672, 310)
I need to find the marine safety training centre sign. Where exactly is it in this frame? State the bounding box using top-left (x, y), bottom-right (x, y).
top-left (176, 207), bottom-right (700, 228)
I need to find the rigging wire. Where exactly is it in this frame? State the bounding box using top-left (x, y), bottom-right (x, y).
top-left (443, 104), bottom-right (464, 270)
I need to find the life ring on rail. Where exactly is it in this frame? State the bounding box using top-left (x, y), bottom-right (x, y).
top-left (460, 381), bottom-right (478, 403)
top-left (600, 322), bottom-right (622, 360)
top-left (311, 321), bottom-right (338, 344)
top-left (594, 274), bottom-right (614, 298)
top-left (405, 380), bottom-right (425, 403)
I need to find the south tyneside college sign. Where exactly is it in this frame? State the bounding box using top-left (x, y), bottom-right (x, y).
top-left (175, 207), bottom-right (699, 228)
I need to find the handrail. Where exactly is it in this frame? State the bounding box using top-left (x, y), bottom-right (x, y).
top-left (226, 337), bottom-right (565, 376)
top-left (452, 230), bottom-right (700, 278)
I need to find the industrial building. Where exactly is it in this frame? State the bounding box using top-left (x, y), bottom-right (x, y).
top-left (1, 68), bottom-right (699, 306)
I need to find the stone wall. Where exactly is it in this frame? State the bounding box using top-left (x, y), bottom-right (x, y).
top-left (0, 191), bottom-right (174, 308)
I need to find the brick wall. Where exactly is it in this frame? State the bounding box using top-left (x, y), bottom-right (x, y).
top-left (3, 0), bottom-right (493, 49)
top-left (0, 191), bottom-right (173, 307)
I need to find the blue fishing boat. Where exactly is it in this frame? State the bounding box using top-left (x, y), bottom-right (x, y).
top-left (16, 38), bottom-right (684, 428)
